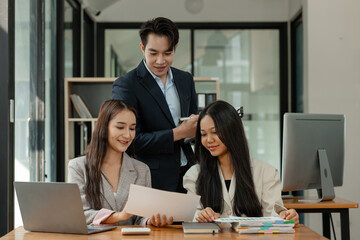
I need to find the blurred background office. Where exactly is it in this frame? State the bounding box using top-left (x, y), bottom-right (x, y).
top-left (0, 0), bottom-right (359, 238)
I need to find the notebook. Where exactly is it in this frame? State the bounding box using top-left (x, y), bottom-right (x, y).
top-left (14, 181), bottom-right (116, 234)
top-left (215, 216), bottom-right (295, 234)
top-left (182, 222), bottom-right (221, 234)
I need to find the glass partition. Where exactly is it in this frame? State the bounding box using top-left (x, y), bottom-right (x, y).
top-left (14, 0), bottom-right (57, 228)
top-left (64, 0), bottom-right (73, 77)
top-left (194, 29), bottom-right (280, 169)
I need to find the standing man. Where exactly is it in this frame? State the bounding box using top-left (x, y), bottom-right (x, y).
top-left (111, 17), bottom-right (198, 193)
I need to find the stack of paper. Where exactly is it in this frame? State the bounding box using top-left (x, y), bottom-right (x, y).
top-left (215, 216), bottom-right (295, 234)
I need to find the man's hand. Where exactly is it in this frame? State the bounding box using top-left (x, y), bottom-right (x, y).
top-left (173, 114), bottom-right (199, 141)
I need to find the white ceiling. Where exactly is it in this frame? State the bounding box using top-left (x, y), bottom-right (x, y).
top-left (85, 0), bottom-right (297, 23)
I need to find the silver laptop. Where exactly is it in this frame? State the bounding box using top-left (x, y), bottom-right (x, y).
top-left (14, 181), bottom-right (116, 234)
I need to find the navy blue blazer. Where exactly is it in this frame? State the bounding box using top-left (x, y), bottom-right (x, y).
top-left (111, 61), bottom-right (198, 191)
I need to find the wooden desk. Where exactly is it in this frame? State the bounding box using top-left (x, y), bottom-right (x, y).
top-left (283, 196), bottom-right (358, 239)
top-left (1, 225), bottom-right (326, 240)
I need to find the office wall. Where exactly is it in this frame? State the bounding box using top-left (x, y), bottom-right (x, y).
top-left (96, 0), bottom-right (290, 22)
top-left (302, 0), bottom-right (360, 238)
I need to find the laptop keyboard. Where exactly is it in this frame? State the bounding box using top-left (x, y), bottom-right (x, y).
top-left (87, 225), bottom-right (115, 233)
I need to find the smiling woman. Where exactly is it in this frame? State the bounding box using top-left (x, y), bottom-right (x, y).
top-left (67, 100), bottom-right (147, 225)
top-left (67, 100), bottom-right (173, 227)
top-left (184, 100), bottom-right (299, 225)
top-left (106, 105), bottom-right (136, 155)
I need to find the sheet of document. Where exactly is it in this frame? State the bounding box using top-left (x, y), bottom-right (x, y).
top-left (215, 216), bottom-right (287, 223)
top-left (125, 184), bottom-right (201, 221)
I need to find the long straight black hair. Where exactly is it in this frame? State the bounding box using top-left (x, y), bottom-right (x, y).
top-left (85, 100), bottom-right (137, 209)
top-left (195, 100), bottom-right (262, 217)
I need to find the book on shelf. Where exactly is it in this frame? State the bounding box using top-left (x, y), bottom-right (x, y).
top-left (182, 222), bottom-right (220, 234)
top-left (215, 216), bottom-right (295, 234)
top-left (205, 93), bottom-right (217, 106)
top-left (74, 122), bottom-right (90, 156)
top-left (197, 93), bottom-right (217, 112)
top-left (70, 94), bottom-right (93, 118)
top-left (79, 122), bottom-right (88, 155)
top-left (197, 93), bottom-right (206, 111)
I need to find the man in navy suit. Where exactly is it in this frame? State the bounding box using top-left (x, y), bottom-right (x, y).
top-left (111, 17), bottom-right (198, 193)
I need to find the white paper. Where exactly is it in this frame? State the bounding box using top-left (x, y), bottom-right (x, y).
top-left (215, 216), bottom-right (287, 223)
top-left (125, 184), bottom-right (200, 221)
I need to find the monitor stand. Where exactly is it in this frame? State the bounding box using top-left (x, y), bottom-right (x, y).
top-left (299, 149), bottom-right (335, 203)
top-left (318, 149), bottom-right (335, 201)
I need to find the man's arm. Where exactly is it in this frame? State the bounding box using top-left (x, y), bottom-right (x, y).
top-left (173, 72), bottom-right (199, 141)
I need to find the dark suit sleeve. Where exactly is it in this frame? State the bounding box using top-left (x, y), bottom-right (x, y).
top-left (133, 128), bottom-right (174, 155)
top-left (111, 76), bottom-right (137, 107)
top-left (111, 76), bottom-right (175, 155)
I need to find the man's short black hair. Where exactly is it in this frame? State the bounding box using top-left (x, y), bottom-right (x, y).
top-left (139, 17), bottom-right (179, 50)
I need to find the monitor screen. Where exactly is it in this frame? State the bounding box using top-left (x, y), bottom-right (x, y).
top-left (281, 113), bottom-right (345, 200)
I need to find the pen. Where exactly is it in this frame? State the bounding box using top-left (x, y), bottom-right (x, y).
top-left (179, 117), bottom-right (192, 121)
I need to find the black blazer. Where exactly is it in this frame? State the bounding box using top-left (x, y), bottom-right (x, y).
top-left (111, 61), bottom-right (198, 191)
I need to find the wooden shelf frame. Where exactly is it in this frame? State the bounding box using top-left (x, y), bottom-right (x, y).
top-left (64, 78), bottom-right (116, 178)
top-left (193, 77), bottom-right (220, 100)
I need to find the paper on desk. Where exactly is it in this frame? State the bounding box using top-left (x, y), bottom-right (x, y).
top-left (124, 184), bottom-right (200, 221)
top-left (215, 216), bottom-right (287, 223)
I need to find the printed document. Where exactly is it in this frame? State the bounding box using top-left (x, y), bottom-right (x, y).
top-left (125, 184), bottom-right (200, 221)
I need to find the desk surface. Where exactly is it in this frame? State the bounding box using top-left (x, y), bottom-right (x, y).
top-left (283, 196), bottom-right (359, 209)
top-left (1, 225), bottom-right (326, 240)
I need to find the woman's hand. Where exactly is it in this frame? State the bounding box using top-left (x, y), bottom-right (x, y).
top-left (147, 213), bottom-right (173, 227)
top-left (279, 209), bottom-right (299, 227)
top-left (103, 210), bottom-right (132, 224)
top-left (196, 207), bottom-right (220, 223)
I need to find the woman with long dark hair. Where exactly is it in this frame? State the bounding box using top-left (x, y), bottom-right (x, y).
top-left (183, 100), bottom-right (298, 224)
top-left (68, 100), bottom-right (173, 226)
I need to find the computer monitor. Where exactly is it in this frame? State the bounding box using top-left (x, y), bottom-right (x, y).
top-left (281, 113), bottom-right (345, 201)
